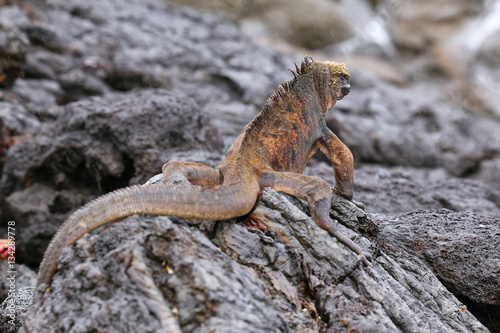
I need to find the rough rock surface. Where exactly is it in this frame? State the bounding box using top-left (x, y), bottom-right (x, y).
top-left (24, 214), bottom-right (289, 333)
top-left (373, 209), bottom-right (500, 331)
top-left (355, 167), bottom-right (500, 217)
top-left (2, 89), bottom-right (222, 192)
top-left (20, 186), bottom-right (490, 332)
top-left (375, 209), bottom-right (500, 305)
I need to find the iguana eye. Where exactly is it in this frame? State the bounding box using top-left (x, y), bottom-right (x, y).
top-left (338, 73), bottom-right (349, 81)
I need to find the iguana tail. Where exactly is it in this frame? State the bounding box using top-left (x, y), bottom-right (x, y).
top-left (36, 183), bottom-right (259, 289)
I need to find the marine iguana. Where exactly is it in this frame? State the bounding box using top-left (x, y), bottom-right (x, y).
top-left (35, 55), bottom-right (371, 291)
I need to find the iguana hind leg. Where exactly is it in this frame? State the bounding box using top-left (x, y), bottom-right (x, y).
top-left (162, 160), bottom-right (221, 186)
top-left (258, 171), bottom-right (372, 266)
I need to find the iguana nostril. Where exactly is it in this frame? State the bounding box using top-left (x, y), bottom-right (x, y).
top-left (341, 84), bottom-right (350, 95)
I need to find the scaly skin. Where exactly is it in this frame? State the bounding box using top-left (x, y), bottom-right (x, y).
top-left (36, 56), bottom-right (371, 291)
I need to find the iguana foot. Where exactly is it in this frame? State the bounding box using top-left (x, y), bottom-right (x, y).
top-left (351, 199), bottom-right (365, 211)
top-left (358, 252), bottom-right (373, 267)
top-left (331, 189), bottom-right (365, 211)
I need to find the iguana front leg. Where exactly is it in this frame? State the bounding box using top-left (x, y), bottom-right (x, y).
top-left (317, 128), bottom-right (355, 199)
top-left (258, 171), bottom-right (371, 266)
top-left (317, 127), bottom-right (365, 210)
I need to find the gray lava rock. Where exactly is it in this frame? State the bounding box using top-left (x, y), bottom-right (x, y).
top-left (22, 213), bottom-right (289, 333)
top-left (0, 5), bottom-right (29, 88)
top-left (373, 209), bottom-right (500, 331)
top-left (0, 101), bottom-right (40, 137)
top-left (382, 0), bottom-right (483, 52)
top-left (375, 209), bottom-right (500, 305)
top-left (19, 187), bottom-right (490, 332)
top-left (354, 166), bottom-right (500, 217)
top-left (8, 79), bottom-right (64, 118)
top-left (1, 89), bottom-right (222, 192)
top-left (0, 0), bottom-right (290, 113)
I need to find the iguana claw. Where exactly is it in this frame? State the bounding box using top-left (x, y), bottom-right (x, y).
top-left (358, 252), bottom-right (373, 267)
top-left (351, 199), bottom-right (365, 211)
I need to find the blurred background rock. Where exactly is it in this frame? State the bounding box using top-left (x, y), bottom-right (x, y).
top-left (168, 0), bottom-right (499, 113)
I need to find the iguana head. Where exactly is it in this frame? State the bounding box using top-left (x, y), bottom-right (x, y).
top-left (298, 56), bottom-right (351, 112)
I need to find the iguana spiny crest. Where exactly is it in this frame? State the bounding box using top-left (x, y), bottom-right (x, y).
top-left (264, 56), bottom-right (350, 116)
